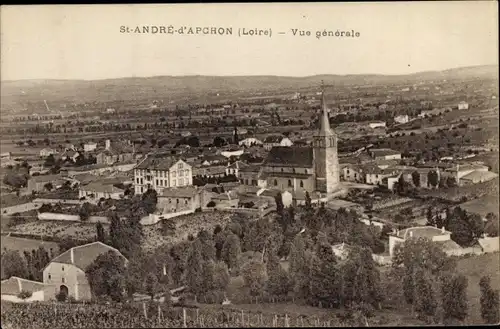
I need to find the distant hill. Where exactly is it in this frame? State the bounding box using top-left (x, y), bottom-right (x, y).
top-left (1, 65), bottom-right (497, 108)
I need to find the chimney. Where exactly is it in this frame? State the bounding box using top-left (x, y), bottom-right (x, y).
top-left (105, 139), bottom-right (111, 151)
top-left (70, 248), bottom-right (74, 264)
top-left (441, 226), bottom-right (446, 234)
top-left (163, 264), bottom-right (167, 276)
top-left (409, 231), bottom-right (413, 238)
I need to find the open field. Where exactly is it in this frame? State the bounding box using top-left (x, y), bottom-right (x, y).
top-left (456, 252), bottom-right (500, 324)
top-left (0, 235), bottom-right (59, 253)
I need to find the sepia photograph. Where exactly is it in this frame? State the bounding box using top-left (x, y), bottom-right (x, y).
top-left (0, 2), bottom-right (498, 328)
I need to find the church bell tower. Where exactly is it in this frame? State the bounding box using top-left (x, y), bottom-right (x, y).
top-left (313, 83), bottom-right (340, 194)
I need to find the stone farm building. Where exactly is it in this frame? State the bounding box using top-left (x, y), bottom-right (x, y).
top-left (43, 242), bottom-right (127, 301)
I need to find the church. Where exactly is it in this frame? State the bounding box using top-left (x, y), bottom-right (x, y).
top-left (259, 88), bottom-right (340, 195)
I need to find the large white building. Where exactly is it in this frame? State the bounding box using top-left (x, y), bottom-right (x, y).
top-left (133, 154), bottom-right (192, 194)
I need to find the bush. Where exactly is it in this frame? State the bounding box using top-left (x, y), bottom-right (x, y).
top-left (17, 290), bottom-right (33, 299)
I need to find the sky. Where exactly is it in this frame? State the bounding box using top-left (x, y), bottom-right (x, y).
top-left (1, 2), bottom-right (498, 81)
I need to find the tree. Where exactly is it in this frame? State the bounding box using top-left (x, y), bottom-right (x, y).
top-left (184, 239), bottom-right (205, 297)
top-left (288, 235), bottom-right (309, 298)
top-left (275, 193), bottom-right (284, 216)
top-left (144, 273), bottom-right (158, 300)
top-left (411, 171), bottom-right (420, 187)
top-left (241, 259), bottom-right (267, 297)
top-left (1, 250), bottom-right (28, 279)
top-left (441, 273), bottom-right (468, 323)
top-left (213, 261), bottom-right (230, 291)
top-left (414, 270), bottom-right (437, 322)
top-left (221, 232), bottom-right (241, 274)
top-left (96, 222), bottom-right (106, 242)
top-left (86, 250), bottom-right (127, 302)
top-left (426, 206), bottom-right (435, 226)
top-left (480, 276), bottom-right (500, 324)
top-left (79, 202), bottom-right (92, 221)
top-left (141, 189), bottom-right (158, 214)
top-left (484, 214), bottom-right (499, 237)
top-left (305, 191), bottom-right (312, 210)
top-left (267, 265), bottom-right (291, 297)
top-left (44, 182), bottom-right (54, 192)
top-left (213, 136), bottom-right (227, 148)
top-left (427, 170), bottom-right (439, 188)
top-left (446, 176), bottom-right (457, 187)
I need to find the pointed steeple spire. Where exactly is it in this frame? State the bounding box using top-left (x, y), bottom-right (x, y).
top-left (318, 81), bottom-right (332, 136)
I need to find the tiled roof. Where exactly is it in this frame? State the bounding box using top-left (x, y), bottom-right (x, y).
top-left (1, 277), bottom-right (46, 295)
top-left (227, 161), bottom-right (249, 169)
top-left (264, 146), bottom-right (314, 167)
top-left (258, 189), bottom-right (282, 198)
top-left (47, 242), bottom-right (126, 272)
top-left (461, 170), bottom-right (498, 181)
top-left (267, 172), bottom-right (312, 179)
top-left (135, 154), bottom-right (181, 170)
top-left (29, 174), bottom-right (65, 183)
top-left (370, 148), bottom-right (401, 157)
top-left (160, 186), bottom-right (199, 198)
top-left (396, 226), bottom-right (450, 239)
top-left (239, 165), bottom-right (262, 173)
top-left (264, 135), bottom-right (286, 143)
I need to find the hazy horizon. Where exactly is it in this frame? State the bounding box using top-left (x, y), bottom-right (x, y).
top-left (1, 2), bottom-right (498, 81)
top-left (2, 63), bottom-right (498, 83)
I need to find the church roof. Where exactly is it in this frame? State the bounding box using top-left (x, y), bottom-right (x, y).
top-left (264, 146), bottom-right (314, 167)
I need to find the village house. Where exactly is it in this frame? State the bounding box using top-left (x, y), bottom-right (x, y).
top-left (238, 164), bottom-right (267, 188)
top-left (79, 181), bottom-right (126, 201)
top-left (369, 148), bottom-right (402, 161)
top-left (39, 148), bottom-right (58, 158)
top-left (368, 121), bottom-right (386, 129)
top-left (443, 163), bottom-right (492, 185)
top-left (134, 154), bottom-right (192, 195)
top-left (226, 161), bottom-right (248, 176)
top-left (96, 140), bottom-right (135, 165)
top-left (458, 101), bottom-right (469, 110)
top-left (200, 154), bottom-right (227, 166)
top-left (43, 242), bottom-right (127, 301)
top-left (157, 186), bottom-right (202, 213)
top-left (83, 142), bottom-right (97, 152)
top-left (193, 165), bottom-right (227, 178)
top-left (341, 164), bottom-right (364, 182)
top-left (394, 114), bottom-right (409, 124)
top-left (239, 137), bottom-right (263, 147)
top-left (388, 226), bottom-right (461, 257)
top-left (27, 174), bottom-right (67, 193)
top-left (263, 135), bottom-right (293, 151)
top-left (61, 150), bottom-right (80, 162)
top-left (363, 164), bottom-right (397, 185)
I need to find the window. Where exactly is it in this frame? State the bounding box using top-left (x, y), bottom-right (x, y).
top-left (169, 199), bottom-right (172, 203)
top-left (281, 168), bottom-right (284, 172)
top-left (185, 199), bottom-right (188, 205)
top-left (292, 168), bottom-right (296, 173)
top-left (178, 163), bottom-right (183, 169)
top-left (172, 171), bottom-right (177, 177)
top-left (173, 179), bottom-right (176, 186)
top-left (179, 178), bottom-right (184, 185)
top-left (176, 199), bottom-right (179, 204)
top-left (179, 170), bottom-right (184, 177)
top-left (185, 170), bottom-right (190, 176)
top-left (300, 180), bottom-right (304, 188)
top-left (245, 179), bottom-right (249, 185)
top-left (48, 274), bottom-right (51, 280)
top-left (62, 266), bottom-right (64, 271)
top-left (274, 179), bottom-right (278, 186)
top-left (305, 169), bottom-right (308, 174)
top-left (136, 178), bottom-right (140, 184)
top-left (62, 278), bottom-right (65, 283)
top-left (288, 179), bottom-right (292, 187)
top-left (347, 169), bottom-right (350, 174)
top-left (155, 179), bottom-right (159, 185)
